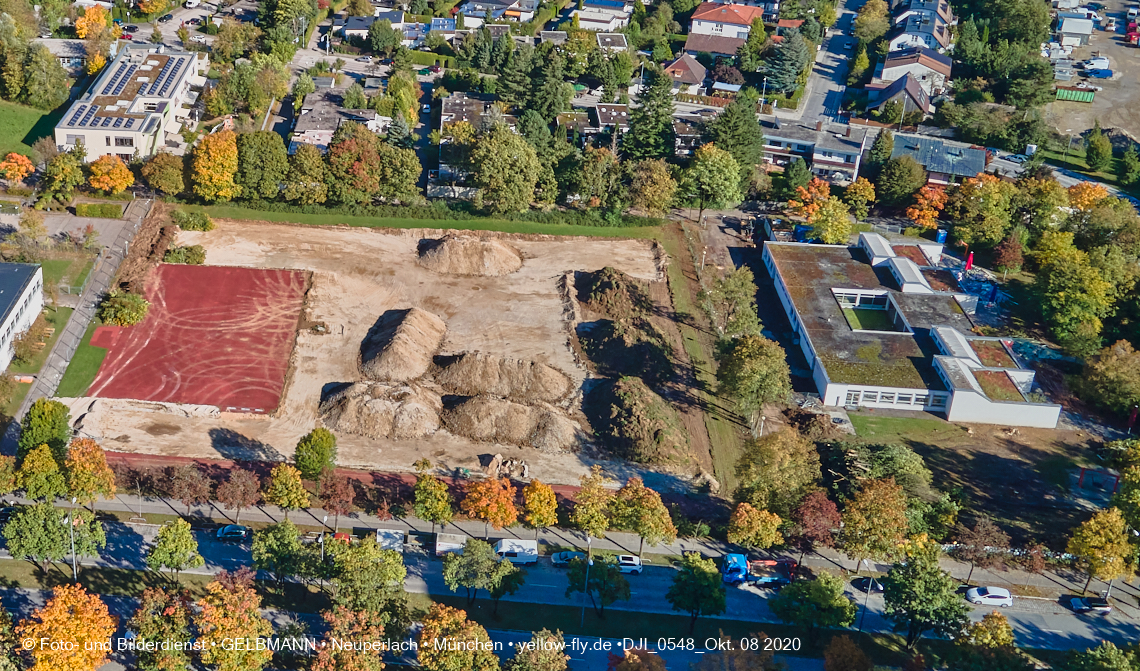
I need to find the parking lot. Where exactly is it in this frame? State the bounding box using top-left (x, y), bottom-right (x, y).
top-left (1047, 0), bottom-right (1140, 137)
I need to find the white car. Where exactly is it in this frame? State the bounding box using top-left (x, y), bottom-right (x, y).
top-left (616, 555), bottom-right (643, 574)
top-left (1082, 58), bottom-right (1110, 70)
top-left (191, 35), bottom-right (207, 43)
top-left (966, 586), bottom-right (1013, 607)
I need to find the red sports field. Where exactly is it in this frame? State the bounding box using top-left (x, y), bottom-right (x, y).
top-left (86, 264), bottom-right (309, 412)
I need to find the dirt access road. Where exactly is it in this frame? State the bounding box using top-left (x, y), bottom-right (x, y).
top-left (63, 218), bottom-right (714, 490)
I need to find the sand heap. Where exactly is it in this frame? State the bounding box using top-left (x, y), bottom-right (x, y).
top-left (441, 396), bottom-right (581, 451)
top-left (360, 308), bottom-right (447, 382)
top-left (320, 382), bottom-right (442, 439)
top-left (435, 352), bottom-right (573, 403)
top-left (417, 235), bottom-right (523, 276)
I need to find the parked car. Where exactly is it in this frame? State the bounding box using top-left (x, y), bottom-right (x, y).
top-left (429, 64), bottom-right (441, 73)
top-left (1087, 69), bottom-right (1114, 79)
top-left (843, 40), bottom-right (854, 49)
top-left (1071, 596), bottom-right (1112, 614)
top-left (118, 33), bottom-right (131, 39)
top-left (185, 0), bottom-right (200, 7)
top-left (1081, 57), bottom-right (1110, 69)
top-left (186, 17), bottom-right (202, 25)
top-left (123, 24), bottom-right (140, 32)
top-left (190, 34), bottom-right (207, 43)
top-left (1007, 154), bottom-right (1029, 164)
top-left (356, 55), bottom-right (372, 62)
top-left (159, 13), bottom-right (175, 22)
top-left (616, 555), bottom-right (643, 574)
top-left (216, 524), bottom-right (250, 542)
top-left (421, 103), bottom-right (431, 112)
top-left (966, 586), bottom-right (1013, 607)
top-left (852, 577), bottom-right (884, 594)
top-left (551, 551), bottom-right (586, 566)
top-left (0, 506), bottom-right (20, 525)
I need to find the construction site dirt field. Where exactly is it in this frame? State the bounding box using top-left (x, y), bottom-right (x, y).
top-left (63, 219), bottom-right (673, 487)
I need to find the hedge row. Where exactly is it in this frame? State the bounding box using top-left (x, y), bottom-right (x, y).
top-left (75, 203), bottom-right (124, 218)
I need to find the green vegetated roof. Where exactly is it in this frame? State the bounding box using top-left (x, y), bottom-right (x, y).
top-left (973, 369), bottom-right (1025, 402)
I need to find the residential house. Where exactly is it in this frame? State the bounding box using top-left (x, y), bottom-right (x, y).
top-left (875, 46), bottom-right (951, 95)
top-left (760, 119), bottom-right (868, 184)
top-left (458, 0), bottom-right (539, 27)
top-left (890, 0), bottom-right (954, 26)
top-left (663, 53), bottom-right (707, 94)
top-left (572, 0), bottom-right (633, 31)
top-left (672, 116), bottom-right (703, 156)
top-left (0, 264), bottom-right (43, 373)
top-left (684, 2), bottom-right (766, 57)
top-left (705, 0), bottom-right (779, 22)
top-left (289, 89), bottom-right (392, 154)
top-left (539, 30), bottom-right (568, 44)
top-left (887, 133), bottom-right (986, 185)
top-left (342, 10), bottom-right (405, 40)
top-left (866, 73), bottom-right (932, 116)
top-left (428, 17), bottom-right (458, 41)
top-left (597, 33), bottom-right (629, 52)
top-left (37, 38), bottom-right (88, 74)
top-left (54, 45), bottom-right (209, 160)
top-left (438, 92), bottom-right (517, 178)
top-left (592, 104), bottom-right (630, 133)
top-left (886, 12), bottom-right (953, 51)
top-left (556, 110), bottom-right (597, 145)
top-left (1057, 17), bottom-right (1094, 45)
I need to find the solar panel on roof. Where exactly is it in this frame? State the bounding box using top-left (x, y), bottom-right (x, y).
top-left (125, 119), bottom-right (134, 128)
top-left (80, 107), bottom-right (97, 126)
top-left (102, 64), bottom-right (127, 94)
top-left (102, 117), bottom-right (112, 126)
top-left (68, 106), bottom-right (87, 126)
top-left (113, 118), bottom-right (123, 127)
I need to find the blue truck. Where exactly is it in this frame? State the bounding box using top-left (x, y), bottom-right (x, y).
top-left (721, 554), bottom-right (796, 587)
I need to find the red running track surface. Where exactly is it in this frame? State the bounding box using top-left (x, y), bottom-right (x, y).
top-left (87, 264), bottom-right (308, 412)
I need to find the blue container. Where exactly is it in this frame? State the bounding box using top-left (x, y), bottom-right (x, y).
top-left (936, 229), bottom-right (948, 243)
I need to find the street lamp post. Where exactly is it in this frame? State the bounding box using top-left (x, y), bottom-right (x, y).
top-left (319, 514), bottom-right (329, 593)
top-left (761, 77), bottom-right (768, 114)
top-left (1061, 129), bottom-right (1076, 164)
top-left (579, 536), bottom-right (592, 627)
top-left (68, 497), bottom-right (78, 582)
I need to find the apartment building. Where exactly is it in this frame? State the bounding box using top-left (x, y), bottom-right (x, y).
top-left (760, 119), bottom-right (868, 184)
top-left (0, 263), bottom-right (43, 373)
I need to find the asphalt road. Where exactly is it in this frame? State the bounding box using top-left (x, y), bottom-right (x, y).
top-left (790, 0), bottom-right (859, 122)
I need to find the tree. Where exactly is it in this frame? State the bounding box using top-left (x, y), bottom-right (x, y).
top-left (788, 177), bottom-right (831, 218)
top-left (726, 502), bottom-right (781, 549)
top-left (295, 427), bottom-right (338, 480)
top-left (292, 72), bottom-right (316, 101)
top-left (808, 196), bottom-right (853, 244)
top-left (21, 44), bottom-right (69, 110)
top-left (1058, 643), bottom-right (1139, 671)
top-left (842, 477), bottom-right (909, 567)
top-left (142, 153), bottom-right (185, 195)
top-left (284, 143), bottom-right (329, 204)
top-left (0, 606), bottom-right (20, 671)
top-left (666, 552), bottom-right (726, 633)
top-left (3, 501), bottom-right (68, 574)
top-left (327, 537), bottom-right (408, 619)
top-left (40, 149), bottom-right (84, 203)
top-left (129, 587), bottom-right (194, 671)
top-left (17, 443), bottom-right (66, 500)
top-left (864, 129), bottom-right (894, 179)
top-left (252, 519), bottom-right (308, 587)
top-left (883, 535), bottom-right (970, 649)
top-left (506, 629), bottom-right (569, 671)
top-left (16, 584), bottom-right (116, 671)
top-left (369, 19), bottom-right (403, 56)
top-left (780, 157), bottom-right (811, 198)
top-left (264, 463), bottom-right (310, 519)
top-left (196, 568), bottom-right (274, 671)
top-left (326, 122), bottom-right (385, 204)
top-left (469, 123), bottom-right (541, 214)
top-left (147, 519), bottom-right (204, 580)
top-left (707, 88), bottom-right (765, 186)
top-left (167, 463), bottom-right (211, 514)
top-left (844, 177), bottom-right (876, 220)
top-left (734, 427), bottom-right (820, 517)
top-left (952, 516), bottom-right (1011, 585)
top-left (1035, 247), bottom-right (1114, 357)
top-left (18, 397), bottom-right (71, 461)
top-left (715, 335), bottom-right (792, 430)
top-left (414, 467), bottom-right (454, 533)
top-left (565, 556), bottom-right (630, 617)
top-left (1066, 507), bottom-right (1133, 594)
top-left (235, 131), bottom-right (288, 200)
top-left (522, 479), bottom-right (558, 539)
top-left (1086, 121), bottom-right (1113, 172)
top-left (1114, 465), bottom-right (1140, 531)
top-left (376, 143), bottom-right (423, 203)
top-left (1068, 182), bottom-right (1110, 212)
top-left (853, 0), bottom-right (890, 42)
top-left (703, 266), bottom-right (762, 338)
top-left (993, 236), bottom-right (1024, 276)
top-left (823, 636), bottom-right (872, 671)
top-left (765, 28), bottom-right (809, 93)
top-left (344, 82), bottom-right (368, 109)
top-left (950, 174), bottom-right (1019, 248)
top-left (570, 465), bottom-right (612, 539)
top-left (0, 455), bottom-right (13, 495)
top-left (319, 470), bottom-right (355, 530)
top-left (958, 611), bottom-right (1015, 649)
top-left (623, 64), bottom-right (674, 160)
top-left (878, 156), bottom-right (927, 206)
top-left (906, 186), bottom-right (948, 229)
top-left (689, 143), bottom-right (743, 222)
top-left (87, 154), bottom-right (133, 194)
top-left (97, 290), bottom-right (149, 326)
top-left (443, 537), bottom-right (520, 607)
top-left (65, 437), bottom-right (115, 507)
top-left (313, 606), bottom-right (388, 671)
top-left (192, 129), bottom-right (240, 202)
top-left (770, 573), bottom-right (856, 641)
top-left (1083, 340), bottom-right (1140, 415)
top-left (693, 634), bottom-right (779, 671)
top-left (1119, 144), bottom-right (1140, 186)
top-left (216, 467), bottom-right (261, 523)
top-left (628, 159), bottom-right (677, 215)
top-left (611, 477), bottom-right (677, 554)
top-left (417, 603), bottom-right (500, 671)
top-left (791, 490), bottom-right (841, 560)
top-left (462, 477), bottom-right (519, 537)
top-left (0, 152), bottom-right (33, 183)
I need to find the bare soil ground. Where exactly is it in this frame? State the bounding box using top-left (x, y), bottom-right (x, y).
top-left (65, 217), bottom-right (709, 489)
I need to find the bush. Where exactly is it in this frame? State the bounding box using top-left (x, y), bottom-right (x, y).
top-left (6, 186), bottom-right (33, 197)
top-left (171, 210), bottom-right (215, 231)
top-left (294, 428), bottom-right (338, 480)
top-left (98, 290), bottom-right (150, 326)
top-left (163, 245), bottom-right (206, 265)
top-left (75, 203), bottom-right (124, 218)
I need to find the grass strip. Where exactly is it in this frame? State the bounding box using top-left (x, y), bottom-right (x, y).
top-left (56, 318), bottom-right (107, 397)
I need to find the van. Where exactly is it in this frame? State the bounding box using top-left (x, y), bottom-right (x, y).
top-left (435, 533), bottom-right (467, 556)
top-left (494, 539), bottom-right (538, 565)
top-left (184, 0), bottom-right (200, 7)
top-left (375, 528), bottom-right (406, 552)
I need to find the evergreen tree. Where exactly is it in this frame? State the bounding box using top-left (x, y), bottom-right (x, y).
top-left (1086, 121), bottom-right (1113, 172)
top-left (386, 114), bottom-right (415, 149)
top-left (498, 46), bottom-right (533, 107)
top-left (780, 157), bottom-right (811, 199)
top-left (623, 64), bottom-right (674, 160)
top-left (707, 88), bottom-right (765, 189)
top-left (879, 155), bottom-right (927, 206)
top-left (529, 50), bottom-right (572, 121)
top-left (765, 28), bottom-right (809, 93)
top-left (865, 129), bottom-right (894, 179)
top-left (1119, 144), bottom-right (1140, 186)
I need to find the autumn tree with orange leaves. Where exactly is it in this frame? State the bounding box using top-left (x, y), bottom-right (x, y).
top-left (0, 152), bottom-right (34, 183)
top-left (65, 438), bottom-right (116, 509)
top-left (1067, 182), bottom-right (1110, 212)
top-left (75, 6), bottom-right (118, 75)
top-left (905, 186), bottom-right (947, 229)
top-left (787, 177), bottom-right (831, 218)
top-left (17, 584), bottom-right (117, 671)
top-left (462, 477), bottom-right (518, 537)
top-left (417, 603), bottom-right (500, 671)
top-left (191, 130), bottom-right (240, 202)
top-left (87, 155), bottom-right (134, 194)
top-left (196, 568), bottom-right (273, 671)
top-left (312, 606), bottom-right (387, 671)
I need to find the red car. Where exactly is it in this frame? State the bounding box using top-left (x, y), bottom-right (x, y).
top-left (429, 65), bottom-right (442, 73)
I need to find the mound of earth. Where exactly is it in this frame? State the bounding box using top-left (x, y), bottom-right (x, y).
top-left (435, 352), bottom-right (573, 403)
top-left (441, 396), bottom-right (581, 450)
top-left (417, 235), bottom-right (523, 276)
top-left (320, 382), bottom-right (442, 439)
top-left (578, 318), bottom-right (673, 384)
top-left (584, 376), bottom-right (690, 467)
top-left (360, 308), bottom-right (446, 382)
top-left (579, 266), bottom-right (654, 318)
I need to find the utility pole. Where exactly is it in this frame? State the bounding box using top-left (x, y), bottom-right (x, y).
top-left (579, 536), bottom-right (593, 627)
top-left (68, 497), bottom-right (78, 582)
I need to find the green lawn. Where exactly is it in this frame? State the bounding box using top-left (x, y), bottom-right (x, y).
top-left (198, 205), bottom-right (663, 239)
top-left (38, 255), bottom-right (96, 291)
top-left (842, 307), bottom-right (896, 331)
top-left (0, 99), bottom-right (66, 158)
top-left (848, 413), bottom-right (968, 443)
top-left (8, 306), bottom-right (73, 376)
top-left (56, 318), bottom-right (107, 397)
top-left (2, 380), bottom-right (31, 419)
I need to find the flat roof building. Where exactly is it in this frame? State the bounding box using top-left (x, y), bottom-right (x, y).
top-left (0, 263), bottom-right (43, 372)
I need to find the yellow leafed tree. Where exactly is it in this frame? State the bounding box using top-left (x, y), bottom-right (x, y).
top-left (191, 130), bottom-right (240, 202)
top-left (75, 6), bottom-right (109, 39)
top-left (88, 155), bottom-right (135, 194)
top-left (17, 584), bottom-right (117, 671)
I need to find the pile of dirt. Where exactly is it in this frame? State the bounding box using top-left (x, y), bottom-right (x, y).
top-left (360, 308), bottom-right (447, 382)
top-left (782, 407), bottom-right (844, 441)
top-left (441, 396), bottom-right (582, 450)
top-left (320, 382), bottom-right (442, 439)
top-left (434, 352), bottom-right (572, 403)
top-left (578, 267), bottom-right (654, 317)
top-left (583, 376), bottom-right (690, 466)
top-left (417, 235), bottom-right (523, 276)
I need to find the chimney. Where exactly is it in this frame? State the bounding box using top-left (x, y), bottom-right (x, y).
top-left (815, 121), bottom-right (823, 131)
top-left (845, 126), bottom-right (851, 137)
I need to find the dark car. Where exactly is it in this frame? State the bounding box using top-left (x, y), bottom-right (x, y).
top-left (852, 577), bottom-right (884, 594)
top-left (186, 17), bottom-right (202, 25)
top-left (123, 24), bottom-right (140, 32)
top-left (216, 524), bottom-right (250, 542)
top-left (159, 13), bottom-right (175, 22)
top-left (551, 551), bottom-right (586, 566)
top-left (1071, 596), bottom-right (1112, 614)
